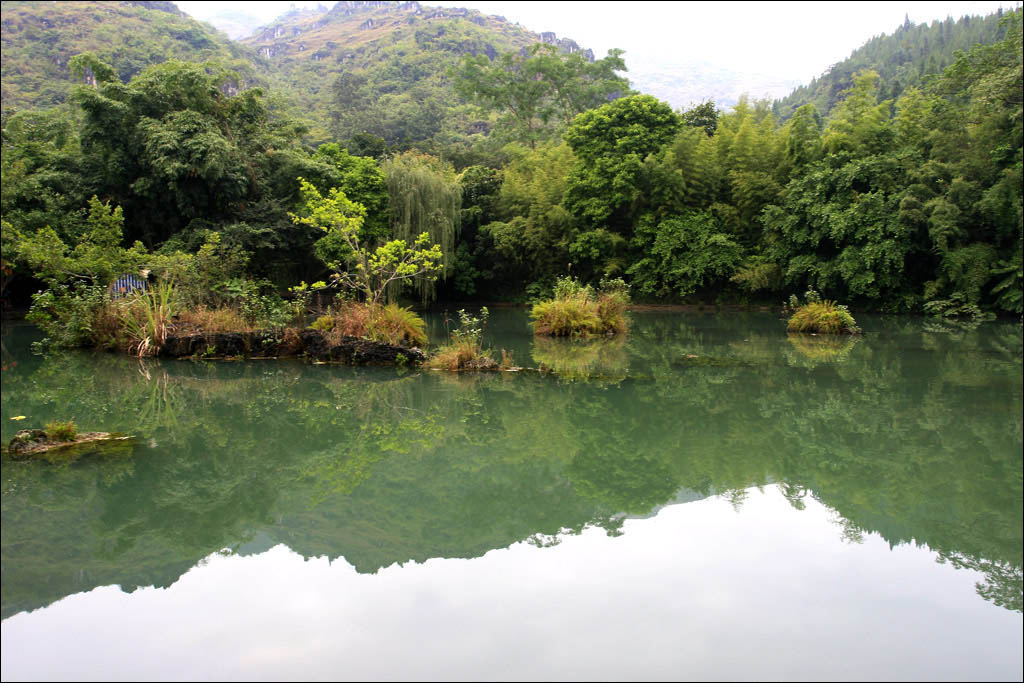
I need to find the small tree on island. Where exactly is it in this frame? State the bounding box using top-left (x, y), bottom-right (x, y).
top-left (291, 178), bottom-right (443, 304)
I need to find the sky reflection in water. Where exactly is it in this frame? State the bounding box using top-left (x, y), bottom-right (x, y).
top-left (2, 490), bottom-right (1021, 681)
top-left (1, 311), bottom-right (1021, 679)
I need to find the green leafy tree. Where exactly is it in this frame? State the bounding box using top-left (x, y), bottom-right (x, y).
top-left (563, 94), bottom-right (681, 234)
top-left (291, 179), bottom-right (443, 305)
top-left (627, 211), bottom-right (743, 299)
top-left (380, 152), bottom-right (462, 301)
top-left (454, 44), bottom-right (629, 147)
top-left (481, 143), bottom-right (577, 296)
top-left (681, 100), bottom-right (720, 137)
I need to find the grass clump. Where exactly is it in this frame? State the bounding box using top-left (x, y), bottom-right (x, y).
top-left (367, 303), bottom-right (428, 347)
top-left (117, 281), bottom-right (176, 357)
top-left (427, 308), bottom-right (499, 370)
top-left (45, 420), bottom-right (78, 442)
top-left (531, 277), bottom-right (630, 337)
top-left (175, 306), bottom-right (251, 334)
top-left (785, 290), bottom-right (861, 335)
top-left (315, 301), bottom-right (427, 347)
top-left (310, 314), bottom-right (335, 332)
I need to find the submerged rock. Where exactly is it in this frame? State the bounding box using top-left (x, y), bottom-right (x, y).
top-left (5, 430), bottom-right (135, 461)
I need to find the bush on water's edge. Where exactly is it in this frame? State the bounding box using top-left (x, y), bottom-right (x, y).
top-left (785, 290), bottom-right (861, 335)
top-left (531, 277), bottom-right (630, 337)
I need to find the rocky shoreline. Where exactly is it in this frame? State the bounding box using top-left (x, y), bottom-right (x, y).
top-left (159, 329), bottom-right (426, 365)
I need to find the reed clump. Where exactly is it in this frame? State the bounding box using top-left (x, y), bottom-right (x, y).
top-left (531, 277), bottom-right (630, 337)
top-left (785, 290), bottom-right (860, 335)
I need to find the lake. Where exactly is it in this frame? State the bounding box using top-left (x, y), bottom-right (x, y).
top-left (1, 310), bottom-right (1021, 680)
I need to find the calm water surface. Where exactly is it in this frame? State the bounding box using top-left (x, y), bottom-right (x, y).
top-left (1, 311), bottom-right (1021, 680)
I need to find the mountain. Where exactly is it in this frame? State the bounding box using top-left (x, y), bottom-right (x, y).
top-left (237, 0), bottom-right (600, 146)
top-left (0, 0), bottom-right (264, 115)
top-left (774, 9), bottom-right (1013, 119)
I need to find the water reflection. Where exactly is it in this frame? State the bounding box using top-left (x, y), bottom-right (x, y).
top-left (1, 311), bottom-right (1021, 619)
top-left (532, 336), bottom-right (629, 383)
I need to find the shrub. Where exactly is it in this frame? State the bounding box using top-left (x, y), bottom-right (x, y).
top-left (310, 315), bottom-right (336, 332)
top-left (45, 420), bottom-right (78, 442)
top-left (317, 302), bottom-right (426, 347)
top-left (531, 276), bottom-right (629, 337)
top-left (26, 283), bottom-right (111, 351)
top-left (922, 292), bottom-right (995, 322)
top-left (118, 281), bottom-right (177, 356)
top-left (427, 339), bottom-right (493, 370)
top-left (531, 298), bottom-right (602, 336)
top-left (367, 303), bottom-right (428, 347)
top-left (427, 308), bottom-right (498, 370)
top-left (596, 277), bottom-right (630, 335)
top-left (331, 301), bottom-right (374, 341)
top-left (787, 300), bottom-right (861, 335)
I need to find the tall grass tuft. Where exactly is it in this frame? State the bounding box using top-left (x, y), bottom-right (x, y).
top-left (119, 281), bottom-right (176, 356)
top-left (787, 300), bottom-right (860, 335)
top-left (175, 306), bottom-right (251, 334)
top-left (531, 276), bottom-right (629, 337)
top-left (367, 303), bottom-right (428, 347)
top-left (426, 308), bottom-right (499, 370)
top-left (45, 420), bottom-right (78, 442)
top-left (317, 301), bottom-right (427, 347)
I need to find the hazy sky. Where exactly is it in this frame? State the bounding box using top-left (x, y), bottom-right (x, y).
top-left (175, 1), bottom-right (1017, 84)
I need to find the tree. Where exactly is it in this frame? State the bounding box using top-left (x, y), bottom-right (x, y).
top-left (681, 100), bottom-right (719, 137)
top-left (454, 44), bottom-right (630, 147)
top-left (291, 179), bottom-right (443, 305)
top-left (310, 143), bottom-right (389, 242)
top-left (481, 143), bottom-right (577, 295)
top-left (564, 94), bottom-right (681, 234)
top-left (380, 152), bottom-right (461, 301)
top-left (627, 211), bottom-right (743, 298)
top-left (821, 70), bottom-right (894, 156)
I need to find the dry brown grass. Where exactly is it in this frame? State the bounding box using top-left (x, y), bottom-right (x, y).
top-left (173, 306), bottom-right (252, 335)
top-left (329, 301), bottom-right (374, 343)
top-left (318, 302), bottom-right (426, 347)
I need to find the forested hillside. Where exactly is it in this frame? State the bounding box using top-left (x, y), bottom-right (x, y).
top-left (774, 9), bottom-right (1012, 119)
top-left (0, 0), bottom-right (263, 115)
top-left (1, 1), bottom-right (1021, 341)
top-left (239, 1), bottom-right (611, 152)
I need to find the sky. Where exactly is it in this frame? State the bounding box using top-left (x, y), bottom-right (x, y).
top-left (175, 0), bottom-right (1018, 86)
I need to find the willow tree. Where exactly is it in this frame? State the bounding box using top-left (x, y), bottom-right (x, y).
top-left (381, 152), bottom-right (461, 302)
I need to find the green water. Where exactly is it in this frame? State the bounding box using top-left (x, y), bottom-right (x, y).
top-left (1, 311), bottom-right (1021, 680)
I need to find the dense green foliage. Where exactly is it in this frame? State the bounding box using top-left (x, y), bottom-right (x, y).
top-left (774, 9), bottom-right (1013, 119)
top-left (292, 177), bottom-right (443, 304)
top-left (0, 0), bottom-right (260, 114)
top-left (454, 43), bottom-right (630, 147)
top-left (2, 3), bottom-right (1021, 328)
